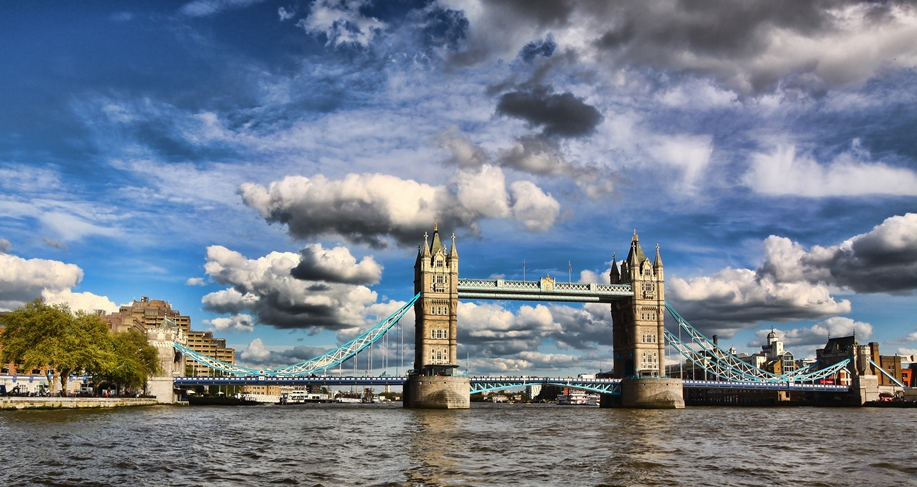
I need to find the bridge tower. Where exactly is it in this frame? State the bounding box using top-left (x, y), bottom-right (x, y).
top-left (403, 223), bottom-right (470, 409)
top-left (608, 231), bottom-right (684, 408)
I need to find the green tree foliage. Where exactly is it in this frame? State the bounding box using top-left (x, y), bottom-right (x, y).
top-left (102, 330), bottom-right (161, 393)
top-left (0, 299), bottom-right (161, 395)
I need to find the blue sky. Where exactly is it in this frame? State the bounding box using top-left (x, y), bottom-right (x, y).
top-left (2, 0), bottom-right (916, 377)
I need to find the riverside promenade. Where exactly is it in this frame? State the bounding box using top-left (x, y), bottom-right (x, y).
top-left (1, 396), bottom-right (159, 410)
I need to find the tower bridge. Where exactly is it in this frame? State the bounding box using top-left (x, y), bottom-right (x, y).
top-left (169, 225), bottom-right (874, 408)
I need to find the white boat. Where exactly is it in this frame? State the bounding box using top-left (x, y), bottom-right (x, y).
top-left (556, 390), bottom-right (600, 406)
top-left (278, 391), bottom-right (331, 404)
top-left (335, 396), bottom-right (362, 403)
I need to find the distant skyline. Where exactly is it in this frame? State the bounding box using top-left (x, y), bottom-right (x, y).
top-left (1, 1), bottom-right (916, 376)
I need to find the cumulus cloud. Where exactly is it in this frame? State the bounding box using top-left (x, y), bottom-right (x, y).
top-left (41, 289), bottom-right (119, 315)
top-left (744, 144), bottom-right (917, 197)
top-left (0, 253), bottom-right (83, 311)
top-left (240, 338), bottom-right (272, 362)
top-left (760, 213), bottom-right (917, 294)
top-left (751, 317), bottom-right (873, 349)
top-left (239, 169), bottom-right (561, 248)
top-left (668, 212), bottom-right (917, 336)
top-left (186, 277), bottom-right (206, 286)
top-left (668, 268), bottom-right (851, 338)
top-left (204, 314), bottom-right (254, 333)
top-left (201, 245), bottom-right (378, 330)
top-left (297, 0), bottom-right (384, 47)
top-left (290, 243), bottom-right (383, 285)
top-left (0, 239), bottom-right (10, 253)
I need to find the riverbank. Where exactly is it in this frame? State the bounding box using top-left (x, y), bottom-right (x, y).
top-left (1, 396), bottom-right (160, 410)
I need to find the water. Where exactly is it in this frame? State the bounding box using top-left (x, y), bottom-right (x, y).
top-left (2, 403), bottom-right (915, 486)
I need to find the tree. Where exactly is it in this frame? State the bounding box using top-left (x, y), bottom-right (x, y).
top-left (0, 299), bottom-right (117, 395)
top-left (1, 299), bottom-right (76, 394)
top-left (103, 330), bottom-right (161, 394)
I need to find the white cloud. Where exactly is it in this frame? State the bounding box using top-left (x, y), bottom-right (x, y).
top-left (744, 144), bottom-right (917, 197)
top-left (647, 134), bottom-right (714, 194)
top-left (507, 180), bottom-right (561, 232)
top-left (186, 277), bottom-right (206, 286)
top-left (240, 338), bottom-right (272, 361)
top-left (180, 0), bottom-right (265, 17)
top-left (752, 317), bottom-right (873, 349)
top-left (239, 168), bottom-right (561, 248)
top-left (41, 289), bottom-right (119, 315)
top-left (292, 243), bottom-right (383, 285)
top-left (204, 314), bottom-right (255, 333)
top-left (298, 0), bottom-right (384, 47)
top-left (668, 267), bottom-right (851, 338)
top-left (0, 253), bottom-right (83, 311)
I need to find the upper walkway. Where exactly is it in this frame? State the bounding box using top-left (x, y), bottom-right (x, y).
top-left (457, 278), bottom-right (633, 303)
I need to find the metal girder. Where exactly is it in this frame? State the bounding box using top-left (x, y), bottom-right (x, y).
top-left (469, 377), bottom-right (621, 395)
top-left (869, 359), bottom-right (906, 388)
top-left (175, 293), bottom-right (420, 377)
top-left (271, 294), bottom-right (419, 375)
top-left (665, 303), bottom-right (852, 385)
top-left (174, 342), bottom-right (259, 375)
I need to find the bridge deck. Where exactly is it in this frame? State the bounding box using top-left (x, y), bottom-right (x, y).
top-left (174, 376), bottom-right (851, 393)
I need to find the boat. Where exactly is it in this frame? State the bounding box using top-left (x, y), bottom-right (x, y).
top-left (278, 391), bottom-right (332, 404)
top-left (556, 390), bottom-right (600, 406)
top-left (187, 394), bottom-right (260, 406)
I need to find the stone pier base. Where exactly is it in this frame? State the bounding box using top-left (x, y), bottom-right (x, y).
top-left (602, 378), bottom-right (685, 409)
top-left (404, 375), bottom-right (470, 409)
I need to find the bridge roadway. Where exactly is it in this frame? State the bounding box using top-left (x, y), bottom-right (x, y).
top-left (174, 376), bottom-right (850, 394)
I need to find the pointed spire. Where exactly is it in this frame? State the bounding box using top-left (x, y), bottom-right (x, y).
top-left (422, 232), bottom-right (431, 257)
top-left (627, 230), bottom-right (647, 266)
top-left (449, 233), bottom-right (458, 258)
top-left (430, 223), bottom-right (443, 254)
top-left (609, 252), bottom-right (619, 283)
top-left (653, 243), bottom-right (663, 268)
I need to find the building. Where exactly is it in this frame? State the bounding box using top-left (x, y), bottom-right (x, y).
top-left (186, 331), bottom-right (236, 377)
top-left (101, 296), bottom-right (191, 334)
top-left (101, 296), bottom-right (235, 378)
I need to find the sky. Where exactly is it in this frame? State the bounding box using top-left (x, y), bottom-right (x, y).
top-left (1, 0), bottom-right (916, 378)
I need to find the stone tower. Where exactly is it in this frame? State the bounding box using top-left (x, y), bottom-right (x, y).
top-left (611, 231), bottom-right (666, 378)
top-left (413, 223), bottom-right (459, 375)
top-left (404, 223), bottom-right (469, 408)
top-left (607, 231), bottom-right (683, 408)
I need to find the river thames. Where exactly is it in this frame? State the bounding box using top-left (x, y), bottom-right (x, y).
top-left (2, 403), bottom-right (915, 486)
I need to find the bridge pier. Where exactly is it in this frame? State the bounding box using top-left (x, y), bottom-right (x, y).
top-left (601, 378), bottom-right (685, 409)
top-left (404, 374), bottom-right (470, 409)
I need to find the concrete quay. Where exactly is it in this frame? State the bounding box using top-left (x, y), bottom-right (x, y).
top-left (1, 396), bottom-right (159, 410)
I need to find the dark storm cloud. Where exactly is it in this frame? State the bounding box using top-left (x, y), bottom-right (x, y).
top-left (201, 245), bottom-right (378, 331)
top-left (496, 86), bottom-right (603, 138)
top-left (667, 213), bottom-right (917, 338)
top-left (765, 213), bottom-right (917, 294)
top-left (451, 1), bottom-right (917, 95)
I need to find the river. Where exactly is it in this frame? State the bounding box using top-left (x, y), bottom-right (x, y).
top-left (2, 403), bottom-right (915, 486)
